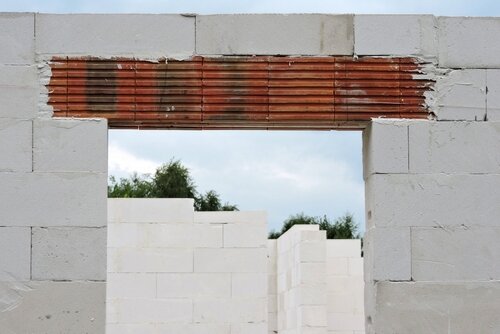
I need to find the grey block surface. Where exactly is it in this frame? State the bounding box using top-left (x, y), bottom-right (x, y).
top-left (34, 118), bottom-right (108, 172)
top-left (439, 17), bottom-right (500, 68)
top-left (409, 121), bottom-right (500, 174)
top-left (0, 13), bottom-right (34, 64)
top-left (0, 172), bottom-right (107, 227)
top-left (434, 69), bottom-right (487, 121)
top-left (364, 227), bottom-right (410, 281)
top-left (362, 120), bottom-right (409, 179)
top-left (412, 226), bottom-right (500, 281)
top-left (355, 15), bottom-right (437, 56)
top-left (0, 119), bottom-right (32, 172)
top-left (32, 227), bottom-right (106, 280)
top-left (35, 14), bottom-right (195, 57)
top-left (196, 14), bottom-right (353, 55)
top-left (370, 281), bottom-right (500, 334)
top-left (365, 173), bottom-right (500, 228)
top-left (0, 227), bottom-right (31, 281)
top-left (0, 281), bottom-right (105, 334)
top-left (0, 65), bottom-right (37, 119)
top-left (487, 69), bottom-right (500, 121)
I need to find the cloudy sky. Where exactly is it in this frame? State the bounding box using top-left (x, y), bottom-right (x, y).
top-left (2, 1), bottom-right (494, 233)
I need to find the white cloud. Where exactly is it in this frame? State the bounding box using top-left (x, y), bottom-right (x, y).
top-left (108, 143), bottom-right (159, 177)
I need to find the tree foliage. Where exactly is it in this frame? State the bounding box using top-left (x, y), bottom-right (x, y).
top-left (108, 159), bottom-right (238, 211)
top-left (195, 190), bottom-right (239, 211)
top-left (269, 212), bottom-right (360, 239)
top-left (150, 160), bottom-right (197, 198)
top-left (108, 173), bottom-right (152, 198)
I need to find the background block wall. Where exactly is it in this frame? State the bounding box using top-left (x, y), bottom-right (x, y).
top-left (326, 240), bottom-right (365, 334)
top-left (106, 199), bottom-right (268, 334)
top-left (276, 225), bottom-right (328, 334)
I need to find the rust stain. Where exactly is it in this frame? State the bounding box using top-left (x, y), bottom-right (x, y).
top-left (47, 56), bottom-right (434, 130)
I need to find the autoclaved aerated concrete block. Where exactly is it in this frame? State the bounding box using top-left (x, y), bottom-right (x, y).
top-left (107, 247), bottom-right (193, 273)
top-left (362, 119), bottom-right (409, 178)
top-left (0, 227), bottom-right (31, 281)
top-left (193, 298), bottom-right (267, 324)
top-left (34, 118), bottom-right (108, 172)
top-left (108, 198), bottom-right (194, 224)
top-left (157, 273), bottom-right (231, 298)
top-left (412, 226), bottom-right (500, 281)
top-left (196, 14), bottom-right (353, 55)
top-left (487, 69), bottom-right (500, 121)
top-left (194, 211), bottom-right (266, 224)
top-left (231, 323), bottom-right (267, 334)
top-left (354, 15), bottom-right (437, 56)
top-left (299, 240), bottom-right (327, 263)
top-left (370, 281), bottom-right (500, 334)
top-left (106, 273), bottom-right (156, 299)
top-left (107, 323), bottom-right (232, 334)
top-left (109, 298), bottom-right (193, 324)
top-left (0, 281), bottom-right (105, 333)
top-left (107, 222), bottom-right (222, 248)
top-left (327, 313), bottom-right (364, 332)
top-left (439, 17), bottom-right (500, 68)
top-left (194, 248), bottom-right (267, 273)
top-left (326, 239), bottom-right (361, 258)
top-left (434, 69), bottom-right (487, 121)
top-left (0, 64), bottom-right (37, 119)
top-left (0, 13), bottom-right (34, 64)
top-left (223, 222), bottom-right (267, 248)
top-left (232, 273), bottom-right (267, 298)
top-left (363, 227), bottom-right (411, 281)
top-left (365, 173), bottom-right (500, 228)
top-left (409, 121), bottom-right (500, 173)
top-left (300, 305), bottom-right (327, 327)
top-left (0, 172), bottom-right (107, 227)
top-left (0, 119), bottom-right (32, 172)
top-left (36, 14), bottom-right (195, 58)
top-left (32, 227), bottom-right (106, 280)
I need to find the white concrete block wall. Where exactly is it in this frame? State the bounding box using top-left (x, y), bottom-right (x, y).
top-left (267, 240), bottom-right (278, 334)
top-left (326, 240), bottom-right (364, 334)
top-left (196, 14), bottom-right (353, 56)
top-left (354, 15), bottom-right (437, 57)
top-left (35, 14), bottom-right (196, 58)
top-left (0, 64), bottom-right (37, 119)
top-left (486, 69), bottom-right (500, 121)
top-left (276, 225), bottom-right (328, 334)
top-left (363, 118), bottom-right (500, 333)
top-left (0, 13), bottom-right (34, 64)
top-left (438, 17), bottom-right (500, 68)
top-left (0, 12), bottom-right (499, 334)
top-left (106, 199), bottom-right (267, 334)
top-left (0, 12), bottom-right (108, 333)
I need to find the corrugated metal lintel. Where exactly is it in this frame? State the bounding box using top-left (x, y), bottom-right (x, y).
top-left (47, 56), bottom-right (434, 130)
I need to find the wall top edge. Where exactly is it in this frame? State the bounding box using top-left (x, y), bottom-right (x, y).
top-left (1, 13), bottom-right (498, 19)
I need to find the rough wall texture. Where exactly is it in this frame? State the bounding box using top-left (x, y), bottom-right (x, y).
top-left (0, 12), bottom-right (107, 334)
top-left (363, 119), bottom-right (500, 334)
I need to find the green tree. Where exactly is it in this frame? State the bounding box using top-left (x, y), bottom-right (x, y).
top-left (269, 212), bottom-right (360, 239)
top-left (195, 190), bottom-right (239, 211)
top-left (108, 159), bottom-right (238, 212)
top-left (150, 160), bottom-right (197, 198)
top-left (108, 173), bottom-right (152, 198)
